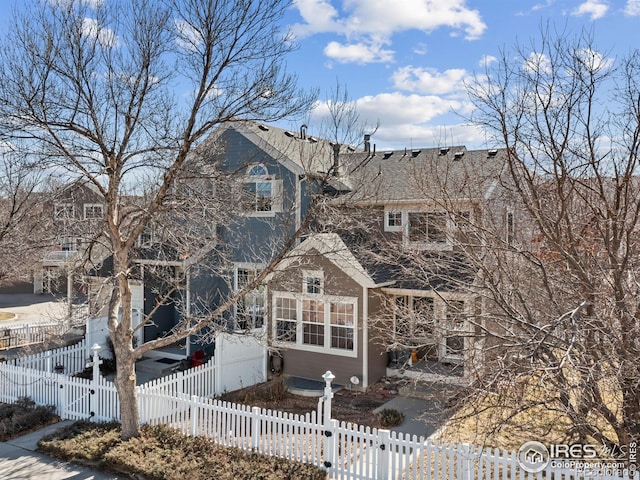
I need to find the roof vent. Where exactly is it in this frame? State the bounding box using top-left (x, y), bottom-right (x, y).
top-left (347, 146), bottom-right (356, 152)
top-left (383, 151), bottom-right (393, 159)
top-left (454, 151), bottom-right (465, 160)
top-left (439, 148), bottom-right (449, 156)
top-left (258, 124), bottom-right (269, 131)
top-left (308, 136), bottom-right (318, 143)
top-left (284, 130), bottom-right (296, 138)
top-left (487, 149), bottom-right (498, 157)
top-left (411, 149), bottom-right (421, 158)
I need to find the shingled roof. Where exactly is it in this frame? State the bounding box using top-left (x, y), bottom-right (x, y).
top-left (338, 146), bottom-right (508, 204)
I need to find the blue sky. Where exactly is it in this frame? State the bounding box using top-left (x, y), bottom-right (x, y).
top-left (283, 0), bottom-right (640, 149)
top-left (0, 1), bottom-right (638, 150)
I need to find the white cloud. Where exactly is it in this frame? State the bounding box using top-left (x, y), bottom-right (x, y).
top-left (324, 40), bottom-right (394, 64)
top-left (355, 92), bottom-right (469, 125)
top-left (523, 52), bottom-right (551, 74)
top-left (391, 66), bottom-right (469, 95)
top-left (625, 0), bottom-right (640, 15)
top-left (174, 19), bottom-right (204, 52)
top-left (479, 54), bottom-right (497, 68)
top-left (292, 0), bottom-right (486, 64)
top-left (82, 18), bottom-right (118, 48)
top-left (571, 0), bottom-right (609, 20)
top-left (373, 122), bottom-right (488, 150)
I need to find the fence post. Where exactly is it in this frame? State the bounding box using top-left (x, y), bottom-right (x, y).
top-left (459, 443), bottom-right (474, 480)
top-left (57, 375), bottom-right (66, 419)
top-left (190, 395), bottom-right (199, 436)
top-left (320, 371), bottom-right (336, 474)
top-left (87, 344), bottom-right (102, 421)
top-left (251, 406), bottom-right (261, 452)
top-left (376, 429), bottom-right (390, 480)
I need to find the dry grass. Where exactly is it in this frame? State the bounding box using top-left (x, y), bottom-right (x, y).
top-left (0, 311), bottom-right (15, 321)
top-left (38, 421), bottom-right (327, 480)
top-left (439, 371), bottom-right (620, 451)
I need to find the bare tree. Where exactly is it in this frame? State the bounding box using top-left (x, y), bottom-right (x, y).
top-left (0, 144), bottom-right (45, 284)
top-left (457, 26), bottom-right (640, 450)
top-left (0, 0), bottom-right (314, 439)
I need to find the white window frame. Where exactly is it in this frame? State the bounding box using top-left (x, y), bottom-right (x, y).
top-left (272, 292), bottom-right (358, 358)
top-left (233, 263), bottom-right (265, 331)
top-left (83, 203), bottom-right (104, 220)
top-left (241, 164), bottom-right (283, 217)
top-left (302, 269), bottom-right (324, 295)
top-left (54, 203), bottom-right (75, 221)
top-left (384, 209), bottom-right (403, 232)
top-left (389, 291), bottom-right (473, 364)
top-left (60, 236), bottom-right (82, 252)
top-left (440, 298), bottom-right (468, 364)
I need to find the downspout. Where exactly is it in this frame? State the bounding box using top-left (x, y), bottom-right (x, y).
top-left (295, 174), bottom-right (303, 244)
top-left (362, 286), bottom-right (369, 389)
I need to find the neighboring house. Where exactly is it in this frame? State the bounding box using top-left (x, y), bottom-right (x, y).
top-left (264, 144), bottom-right (515, 387)
top-left (34, 179), bottom-right (108, 295)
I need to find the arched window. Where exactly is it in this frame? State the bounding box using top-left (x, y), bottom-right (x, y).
top-left (243, 163), bottom-right (273, 212)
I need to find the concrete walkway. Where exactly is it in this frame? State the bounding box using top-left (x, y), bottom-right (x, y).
top-left (0, 421), bottom-right (125, 480)
top-left (374, 380), bottom-right (461, 439)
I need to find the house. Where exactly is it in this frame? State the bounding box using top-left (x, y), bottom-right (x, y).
top-left (86, 120), bottom-right (338, 358)
top-left (264, 144), bottom-right (515, 388)
top-left (34, 179), bottom-right (108, 295)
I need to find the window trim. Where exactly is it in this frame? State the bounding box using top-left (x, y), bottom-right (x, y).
top-left (54, 203), bottom-right (75, 221)
top-left (302, 270), bottom-right (324, 295)
top-left (384, 209), bottom-right (403, 232)
top-left (233, 264), bottom-right (266, 331)
top-left (83, 203), bottom-right (104, 220)
top-left (272, 291), bottom-right (358, 358)
top-left (242, 163), bottom-right (282, 217)
top-left (390, 292), bottom-right (471, 364)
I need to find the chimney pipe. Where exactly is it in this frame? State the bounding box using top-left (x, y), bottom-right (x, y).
top-left (364, 134), bottom-right (371, 153)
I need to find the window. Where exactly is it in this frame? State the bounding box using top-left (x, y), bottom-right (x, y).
top-left (444, 300), bottom-right (466, 359)
top-left (83, 204), bottom-right (103, 219)
top-left (275, 297), bottom-right (297, 343)
top-left (303, 270), bottom-right (323, 295)
top-left (273, 293), bottom-right (357, 356)
top-left (330, 302), bottom-right (354, 350)
top-left (393, 295), bottom-right (434, 341)
top-left (60, 237), bottom-right (81, 251)
top-left (385, 210), bottom-right (403, 231)
top-left (243, 164), bottom-right (272, 212)
top-left (412, 297), bottom-right (435, 337)
top-left (302, 299), bottom-right (324, 346)
top-left (506, 210), bottom-right (515, 245)
top-left (54, 203), bottom-right (74, 220)
top-left (408, 212), bottom-right (446, 243)
top-left (234, 266), bottom-right (264, 331)
top-left (237, 291), bottom-right (264, 330)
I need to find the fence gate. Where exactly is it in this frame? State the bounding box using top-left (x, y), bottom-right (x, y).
top-left (57, 376), bottom-right (94, 421)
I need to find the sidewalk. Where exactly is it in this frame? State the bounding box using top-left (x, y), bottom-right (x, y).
top-left (0, 421), bottom-right (124, 480)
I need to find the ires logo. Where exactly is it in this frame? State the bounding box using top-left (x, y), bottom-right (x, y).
top-left (518, 442), bottom-right (599, 473)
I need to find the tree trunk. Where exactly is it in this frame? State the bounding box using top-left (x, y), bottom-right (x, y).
top-left (114, 342), bottom-right (140, 440)
top-left (111, 250), bottom-right (141, 439)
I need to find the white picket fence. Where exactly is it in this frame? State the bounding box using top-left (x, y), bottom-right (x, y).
top-left (9, 338), bottom-right (89, 374)
top-left (0, 322), bottom-right (66, 350)
top-left (1, 346), bottom-right (638, 480)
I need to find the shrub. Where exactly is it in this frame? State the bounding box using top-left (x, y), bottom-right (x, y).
top-left (39, 421), bottom-right (327, 480)
top-left (0, 398), bottom-right (58, 441)
top-left (377, 408), bottom-right (405, 428)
